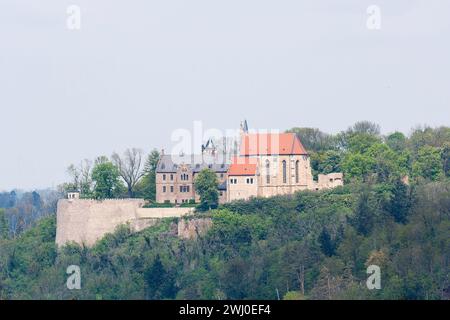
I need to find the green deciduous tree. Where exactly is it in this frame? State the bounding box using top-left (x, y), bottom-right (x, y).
top-left (409, 126), bottom-right (450, 152)
top-left (318, 227), bottom-right (336, 257)
top-left (311, 150), bottom-right (342, 179)
top-left (412, 146), bottom-right (444, 181)
top-left (347, 133), bottom-right (381, 154)
top-left (144, 255), bottom-right (177, 299)
top-left (221, 257), bottom-right (249, 299)
top-left (384, 179), bottom-right (412, 224)
top-left (144, 149), bottom-right (161, 173)
top-left (341, 153), bottom-right (375, 182)
top-left (91, 158), bottom-right (124, 199)
top-left (386, 132), bottom-right (407, 152)
top-left (194, 168), bottom-right (219, 211)
top-left (135, 149), bottom-right (160, 201)
top-left (349, 188), bottom-right (375, 236)
top-left (336, 121), bottom-right (381, 151)
top-left (366, 143), bottom-right (408, 183)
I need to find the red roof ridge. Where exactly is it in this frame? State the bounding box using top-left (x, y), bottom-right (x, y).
top-left (228, 162), bottom-right (257, 176)
top-left (239, 132), bottom-right (308, 156)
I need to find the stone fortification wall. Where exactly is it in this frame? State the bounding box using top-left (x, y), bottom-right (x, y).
top-left (56, 199), bottom-right (194, 247)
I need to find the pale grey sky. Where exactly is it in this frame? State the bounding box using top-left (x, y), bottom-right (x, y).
top-left (0, 0), bottom-right (449, 190)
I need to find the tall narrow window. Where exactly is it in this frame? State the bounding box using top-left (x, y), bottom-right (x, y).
top-left (282, 160), bottom-right (287, 183)
top-left (265, 160), bottom-right (270, 184)
top-left (295, 160), bottom-right (299, 183)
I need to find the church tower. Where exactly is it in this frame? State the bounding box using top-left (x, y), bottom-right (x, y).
top-left (235, 120), bottom-right (249, 157)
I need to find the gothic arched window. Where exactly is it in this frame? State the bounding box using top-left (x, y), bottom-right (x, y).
top-left (265, 160), bottom-right (270, 184)
top-left (295, 160), bottom-right (299, 183)
top-left (282, 160), bottom-right (287, 184)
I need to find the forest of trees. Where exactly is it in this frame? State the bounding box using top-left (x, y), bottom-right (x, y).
top-left (287, 122), bottom-right (449, 184)
top-left (0, 190), bottom-right (59, 238)
top-left (0, 122), bottom-right (448, 299)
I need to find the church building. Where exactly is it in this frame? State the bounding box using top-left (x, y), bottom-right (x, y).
top-left (227, 128), bottom-right (343, 201)
top-left (155, 121), bottom-right (343, 205)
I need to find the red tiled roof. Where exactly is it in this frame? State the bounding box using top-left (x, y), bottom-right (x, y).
top-left (240, 133), bottom-right (308, 156)
top-left (228, 163), bottom-right (257, 176)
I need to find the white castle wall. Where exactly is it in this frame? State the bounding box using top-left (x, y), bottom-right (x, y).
top-left (55, 199), bottom-right (194, 247)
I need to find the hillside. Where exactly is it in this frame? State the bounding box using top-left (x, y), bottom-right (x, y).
top-left (0, 180), bottom-right (449, 300)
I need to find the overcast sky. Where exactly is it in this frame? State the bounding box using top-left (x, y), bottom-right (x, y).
top-left (1, 0), bottom-right (449, 190)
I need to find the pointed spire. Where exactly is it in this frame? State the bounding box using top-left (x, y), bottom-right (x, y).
top-left (240, 119), bottom-right (249, 134)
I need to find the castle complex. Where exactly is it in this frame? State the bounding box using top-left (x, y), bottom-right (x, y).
top-left (156, 121), bottom-right (343, 204)
top-left (57, 121), bottom-right (343, 246)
